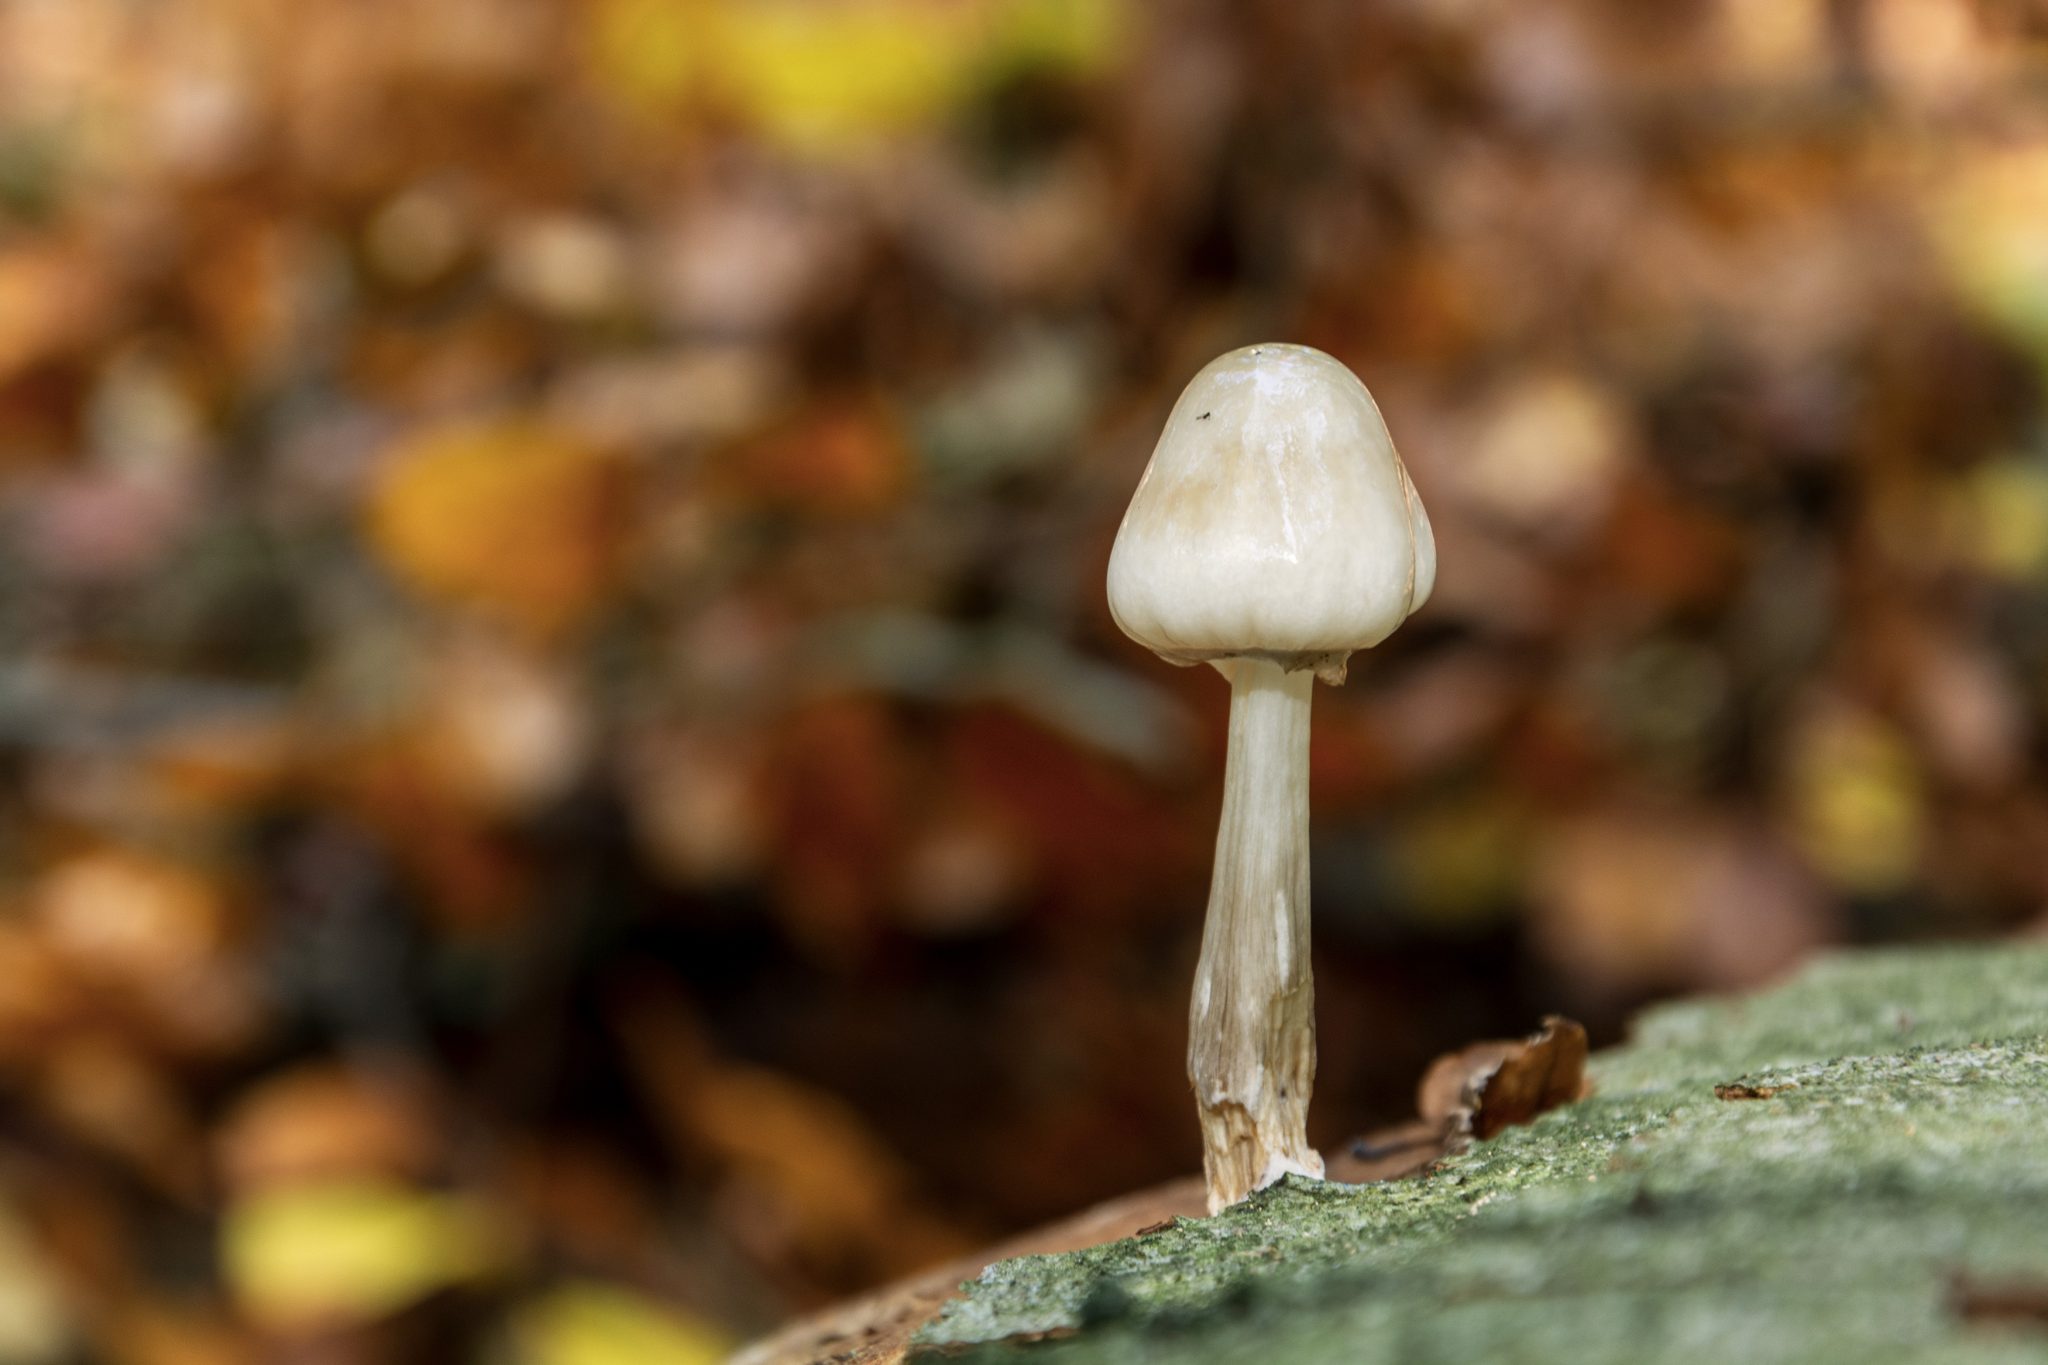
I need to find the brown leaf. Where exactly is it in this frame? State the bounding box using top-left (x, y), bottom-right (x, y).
top-left (1414, 1015), bottom-right (1591, 1144)
top-left (715, 399), bottom-right (907, 516)
top-left (612, 989), bottom-right (970, 1296)
top-left (216, 1065), bottom-right (440, 1197)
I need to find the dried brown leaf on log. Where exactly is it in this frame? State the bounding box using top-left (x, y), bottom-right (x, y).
top-left (1413, 1015), bottom-right (1591, 1145)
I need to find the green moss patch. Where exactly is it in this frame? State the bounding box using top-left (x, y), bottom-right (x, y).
top-left (917, 945), bottom-right (2048, 1364)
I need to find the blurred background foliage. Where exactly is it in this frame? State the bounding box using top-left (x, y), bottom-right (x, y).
top-left (3, 0), bottom-right (2048, 1358)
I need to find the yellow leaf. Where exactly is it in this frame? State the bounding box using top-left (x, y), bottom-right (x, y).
top-left (989, 0), bottom-right (1127, 76)
top-left (509, 1283), bottom-right (728, 1365)
top-left (1931, 143), bottom-right (2048, 362)
top-left (223, 1180), bottom-right (500, 1328)
top-left (0, 1203), bottom-right (68, 1363)
top-left (712, 0), bottom-right (987, 154)
top-left (587, 0), bottom-right (1130, 154)
top-left (1958, 459), bottom-right (2048, 581)
top-left (1788, 709), bottom-right (1924, 894)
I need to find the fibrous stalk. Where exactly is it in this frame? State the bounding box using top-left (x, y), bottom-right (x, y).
top-left (1189, 655), bottom-right (1322, 1212)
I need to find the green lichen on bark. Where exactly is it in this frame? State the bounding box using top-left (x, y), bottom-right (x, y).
top-left (915, 944), bottom-right (2048, 1364)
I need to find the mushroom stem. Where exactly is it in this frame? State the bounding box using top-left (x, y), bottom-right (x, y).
top-left (1190, 655), bottom-right (1324, 1212)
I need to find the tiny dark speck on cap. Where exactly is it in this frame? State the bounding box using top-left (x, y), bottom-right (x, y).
top-left (1197, 411), bottom-right (1211, 420)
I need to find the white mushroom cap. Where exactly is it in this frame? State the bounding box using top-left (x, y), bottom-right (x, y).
top-left (1107, 344), bottom-right (1435, 680)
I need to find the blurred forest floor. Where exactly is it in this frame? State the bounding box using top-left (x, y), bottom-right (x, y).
top-left (4, 0), bottom-right (2048, 1361)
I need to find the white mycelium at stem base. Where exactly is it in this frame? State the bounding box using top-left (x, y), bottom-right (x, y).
top-left (1107, 343), bottom-right (1434, 1212)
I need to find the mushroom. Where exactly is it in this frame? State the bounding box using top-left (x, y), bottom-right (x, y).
top-left (1107, 343), bottom-right (1435, 1211)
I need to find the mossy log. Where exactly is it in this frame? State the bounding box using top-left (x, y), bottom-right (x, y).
top-left (915, 945), bottom-right (2048, 1364)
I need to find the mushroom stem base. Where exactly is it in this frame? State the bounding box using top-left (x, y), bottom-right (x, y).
top-left (1190, 657), bottom-right (1323, 1213)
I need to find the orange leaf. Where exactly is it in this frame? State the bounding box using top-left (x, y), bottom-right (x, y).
top-left (367, 419), bottom-right (628, 636)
